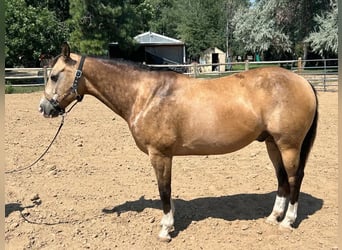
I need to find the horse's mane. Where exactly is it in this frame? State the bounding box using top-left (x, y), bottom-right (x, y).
top-left (51, 54), bottom-right (184, 74)
top-left (99, 58), bottom-right (152, 72)
top-left (99, 58), bottom-right (186, 74)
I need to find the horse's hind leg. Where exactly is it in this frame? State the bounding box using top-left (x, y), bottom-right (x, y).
top-left (265, 138), bottom-right (290, 224)
top-left (278, 147), bottom-right (303, 229)
top-left (149, 149), bottom-right (175, 242)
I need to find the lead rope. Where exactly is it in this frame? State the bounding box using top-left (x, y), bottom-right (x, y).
top-left (6, 100), bottom-right (83, 226)
top-left (5, 100), bottom-right (80, 174)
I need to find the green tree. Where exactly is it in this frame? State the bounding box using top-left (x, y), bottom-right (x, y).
top-left (232, 0), bottom-right (332, 60)
top-left (68, 0), bottom-right (151, 56)
top-left (173, 0), bottom-right (248, 60)
top-left (5, 0), bottom-right (70, 67)
top-left (233, 0), bottom-right (293, 59)
top-left (24, 0), bottom-right (70, 21)
top-left (305, 0), bottom-right (338, 56)
top-left (147, 0), bottom-right (178, 37)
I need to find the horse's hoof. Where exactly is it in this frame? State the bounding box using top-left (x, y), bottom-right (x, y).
top-left (278, 222), bottom-right (294, 232)
top-left (265, 216), bottom-right (279, 225)
top-left (158, 230), bottom-right (172, 242)
top-left (158, 235), bottom-right (172, 242)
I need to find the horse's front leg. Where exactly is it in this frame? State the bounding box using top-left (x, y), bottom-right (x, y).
top-left (149, 149), bottom-right (175, 242)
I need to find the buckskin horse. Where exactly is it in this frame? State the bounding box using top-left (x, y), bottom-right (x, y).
top-left (39, 43), bottom-right (318, 241)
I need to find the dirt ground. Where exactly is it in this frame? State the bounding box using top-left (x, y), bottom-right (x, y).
top-left (5, 91), bottom-right (338, 249)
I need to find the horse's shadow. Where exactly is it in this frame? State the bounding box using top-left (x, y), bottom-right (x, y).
top-left (5, 203), bottom-right (35, 217)
top-left (103, 192), bottom-right (323, 237)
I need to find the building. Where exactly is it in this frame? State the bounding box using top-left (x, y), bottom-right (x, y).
top-left (109, 31), bottom-right (186, 65)
top-left (134, 31), bottom-right (186, 64)
top-left (199, 47), bottom-right (226, 72)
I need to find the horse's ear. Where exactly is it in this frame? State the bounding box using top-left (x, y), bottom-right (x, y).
top-left (61, 42), bottom-right (70, 58)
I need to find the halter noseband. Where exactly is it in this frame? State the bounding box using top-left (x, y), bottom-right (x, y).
top-left (49, 56), bottom-right (86, 115)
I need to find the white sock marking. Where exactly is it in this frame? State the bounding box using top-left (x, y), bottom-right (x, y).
top-left (158, 199), bottom-right (175, 240)
top-left (266, 195), bottom-right (286, 224)
top-left (282, 202), bottom-right (298, 226)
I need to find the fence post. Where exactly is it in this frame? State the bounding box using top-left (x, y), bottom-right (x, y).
top-left (323, 59), bottom-right (327, 91)
top-left (194, 63), bottom-right (199, 78)
top-left (297, 57), bottom-right (302, 73)
top-left (244, 60), bottom-right (249, 71)
top-left (43, 66), bottom-right (48, 85)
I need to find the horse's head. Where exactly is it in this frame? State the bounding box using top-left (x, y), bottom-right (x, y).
top-left (39, 42), bottom-right (85, 118)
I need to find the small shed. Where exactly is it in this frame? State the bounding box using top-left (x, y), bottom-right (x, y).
top-left (133, 31), bottom-right (186, 64)
top-left (200, 47), bottom-right (226, 72)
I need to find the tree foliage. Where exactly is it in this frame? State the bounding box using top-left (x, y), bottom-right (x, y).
top-left (233, 0), bottom-right (334, 59)
top-left (5, 0), bottom-right (69, 67)
top-left (147, 0), bottom-right (178, 37)
top-left (5, 0), bottom-right (337, 67)
top-left (305, 0), bottom-right (338, 56)
top-left (68, 0), bottom-right (150, 55)
top-left (233, 1), bottom-right (292, 58)
top-left (171, 0), bottom-right (249, 59)
top-left (25, 0), bottom-right (70, 21)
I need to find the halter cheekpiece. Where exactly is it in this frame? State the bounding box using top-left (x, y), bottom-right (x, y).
top-left (72, 56), bottom-right (86, 102)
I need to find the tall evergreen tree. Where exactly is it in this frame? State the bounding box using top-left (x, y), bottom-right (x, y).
top-left (173, 0), bottom-right (248, 60)
top-left (68, 0), bottom-right (151, 55)
top-left (147, 0), bottom-right (178, 37)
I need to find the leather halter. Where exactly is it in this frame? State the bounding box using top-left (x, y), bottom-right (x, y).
top-left (72, 55), bottom-right (86, 102)
top-left (49, 56), bottom-right (86, 115)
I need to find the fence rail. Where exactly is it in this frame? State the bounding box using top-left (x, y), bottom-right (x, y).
top-left (5, 67), bottom-right (49, 87)
top-left (5, 58), bottom-right (338, 91)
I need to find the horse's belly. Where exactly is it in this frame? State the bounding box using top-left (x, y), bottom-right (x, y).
top-left (174, 129), bottom-right (260, 155)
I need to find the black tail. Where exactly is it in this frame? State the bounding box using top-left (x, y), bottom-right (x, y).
top-left (300, 84), bottom-right (318, 168)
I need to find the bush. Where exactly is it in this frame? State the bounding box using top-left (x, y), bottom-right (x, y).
top-left (5, 84), bottom-right (14, 94)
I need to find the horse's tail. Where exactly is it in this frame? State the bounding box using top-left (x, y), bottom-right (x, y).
top-left (300, 83), bottom-right (318, 168)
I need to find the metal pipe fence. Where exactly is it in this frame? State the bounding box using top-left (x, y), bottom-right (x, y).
top-left (5, 67), bottom-right (50, 87)
top-left (5, 58), bottom-right (338, 91)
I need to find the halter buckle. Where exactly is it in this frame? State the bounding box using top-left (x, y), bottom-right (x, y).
top-left (75, 69), bottom-right (82, 79)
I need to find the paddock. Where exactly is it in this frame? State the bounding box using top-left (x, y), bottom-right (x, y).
top-left (5, 91), bottom-right (337, 249)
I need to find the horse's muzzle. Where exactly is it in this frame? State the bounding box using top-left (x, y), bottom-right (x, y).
top-left (39, 98), bottom-right (65, 118)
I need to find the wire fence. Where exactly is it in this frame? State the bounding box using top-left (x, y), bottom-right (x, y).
top-left (5, 58), bottom-right (338, 91)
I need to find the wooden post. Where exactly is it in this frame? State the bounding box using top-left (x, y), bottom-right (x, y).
top-left (194, 63), bottom-right (199, 78)
top-left (245, 60), bottom-right (249, 71)
top-left (43, 66), bottom-right (48, 85)
top-left (298, 57), bottom-right (302, 72)
top-left (323, 59), bottom-right (327, 91)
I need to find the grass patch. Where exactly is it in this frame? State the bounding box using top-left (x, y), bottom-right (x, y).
top-left (5, 85), bottom-right (44, 94)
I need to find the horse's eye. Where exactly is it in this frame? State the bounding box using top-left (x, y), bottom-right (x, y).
top-left (51, 74), bottom-right (59, 82)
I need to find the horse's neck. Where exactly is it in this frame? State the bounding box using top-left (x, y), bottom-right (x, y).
top-left (83, 59), bottom-right (142, 121)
